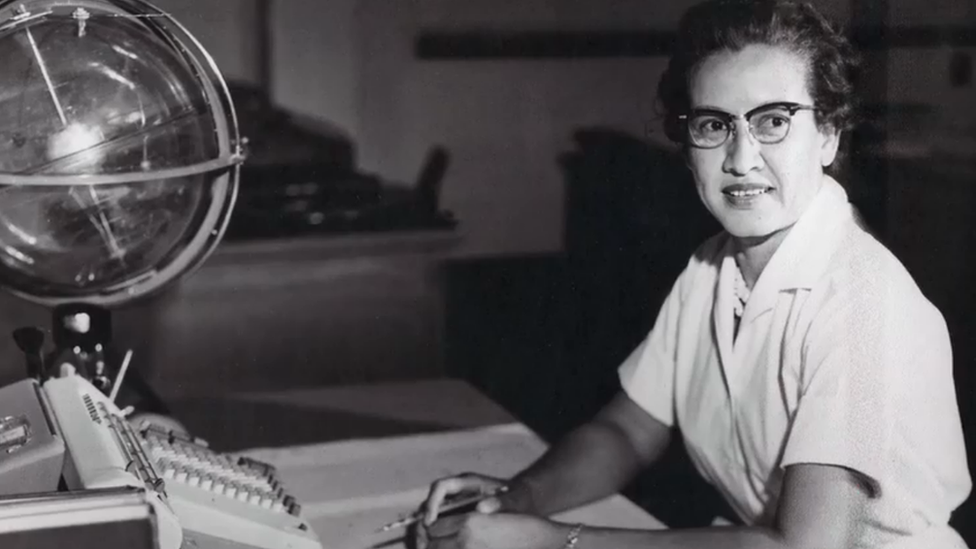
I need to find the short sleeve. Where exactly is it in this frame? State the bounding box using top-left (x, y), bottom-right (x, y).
top-left (780, 282), bottom-right (907, 495)
top-left (617, 269), bottom-right (689, 428)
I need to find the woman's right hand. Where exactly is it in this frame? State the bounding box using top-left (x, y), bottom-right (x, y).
top-left (413, 472), bottom-right (533, 549)
top-left (423, 473), bottom-right (513, 524)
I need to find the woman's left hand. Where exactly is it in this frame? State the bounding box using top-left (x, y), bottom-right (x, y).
top-left (424, 512), bottom-right (566, 549)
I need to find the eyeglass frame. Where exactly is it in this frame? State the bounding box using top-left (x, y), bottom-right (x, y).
top-left (677, 101), bottom-right (819, 149)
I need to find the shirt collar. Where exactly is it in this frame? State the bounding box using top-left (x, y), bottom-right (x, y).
top-left (721, 174), bottom-right (852, 323)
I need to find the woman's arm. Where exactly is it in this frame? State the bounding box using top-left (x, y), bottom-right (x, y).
top-left (426, 463), bottom-right (871, 549)
top-left (560, 462), bottom-right (871, 549)
top-left (506, 390), bottom-right (672, 516)
top-left (422, 390), bottom-right (672, 522)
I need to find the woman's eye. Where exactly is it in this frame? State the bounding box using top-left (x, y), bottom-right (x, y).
top-left (756, 114), bottom-right (789, 130)
top-left (696, 118), bottom-right (727, 134)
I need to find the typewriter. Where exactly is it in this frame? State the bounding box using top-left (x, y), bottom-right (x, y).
top-left (0, 371), bottom-right (322, 549)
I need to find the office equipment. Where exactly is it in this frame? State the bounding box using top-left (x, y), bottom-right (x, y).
top-left (0, 379), bottom-right (64, 495)
top-left (223, 84), bottom-right (457, 242)
top-left (141, 422), bottom-right (321, 549)
top-left (42, 371), bottom-right (183, 549)
top-left (0, 487), bottom-right (157, 549)
top-left (0, 370), bottom-right (323, 549)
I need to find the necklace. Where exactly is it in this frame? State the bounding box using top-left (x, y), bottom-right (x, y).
top-left (733, 262), bottom-right (751, 317)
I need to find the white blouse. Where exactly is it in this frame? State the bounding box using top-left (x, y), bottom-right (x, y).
top-left (618, 176), bottom-right (971, 548)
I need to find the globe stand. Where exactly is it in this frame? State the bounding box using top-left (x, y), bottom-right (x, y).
top-left (48, 303), bottom-right (113, 390)
top-left (17, 303), bottom-right (173, 417)
top-left (0, 0), bottom-right (243, 423)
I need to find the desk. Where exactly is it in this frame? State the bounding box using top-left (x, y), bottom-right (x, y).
top-left (165, 379), bottom-right (524, 451)
top-left (128, 231), bottom-right (460, 395)
top-left (245, 424), bottom-right (664, 549)
top-left (197, 379), bottom-right (666, 548)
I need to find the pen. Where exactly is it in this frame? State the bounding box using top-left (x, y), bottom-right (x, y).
top-left (376, 486), bottom-right (509, 532)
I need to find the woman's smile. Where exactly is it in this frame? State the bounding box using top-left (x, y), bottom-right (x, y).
top-left (722, 183), bottom-right (774, 208)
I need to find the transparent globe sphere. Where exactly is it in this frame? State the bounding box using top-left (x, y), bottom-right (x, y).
top-left (0, 0), bottom-right (243, 307)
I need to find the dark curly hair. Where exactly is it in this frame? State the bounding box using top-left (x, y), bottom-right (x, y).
top-left (659, 0), bottom-right (861, 145)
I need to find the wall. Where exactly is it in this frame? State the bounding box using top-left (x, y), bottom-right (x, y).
top-left (271, 0), bottom-right (362, 141)
top-left (105, 0), bottom-right (880, 259)
top-left (131, 0), bottom-right (857, 258)
top-left (152, 0), bottom-right (263, 85)
top-left (881, 0), bottom-right (976, 324)
top-left (273, 0), bottom-right (852, 257)
top-left (139, 0), bottom-right (975, 262)
top-left (886, 0), bottom-right (976, 139)
top-left (353, 0), bottom-right (852, 257)
top-left (270, 0), bottom-right (687, 257)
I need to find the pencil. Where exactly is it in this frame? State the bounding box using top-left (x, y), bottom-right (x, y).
top-left (376, 487), bottom-right (509, 532)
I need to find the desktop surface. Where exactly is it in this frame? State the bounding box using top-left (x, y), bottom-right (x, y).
top-left (245, 424), bottom-right (664, 549)
top-left (227, 386), bottom-right (664, 549)
top-left (162, 379), bottom-right (520, 451)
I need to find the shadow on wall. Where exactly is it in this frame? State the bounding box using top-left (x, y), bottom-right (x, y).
top-left (528, 127), bottom-right (721, 435)
top-left (446, 127), bottom-right (726, 527)
top-left (560, 128), bottom-right (730, 527)
top-left (560, 127), bottom-right (719, 382)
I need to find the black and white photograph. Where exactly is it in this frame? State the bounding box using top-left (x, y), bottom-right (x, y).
top-left (0, 1), bottom-right (974, 548)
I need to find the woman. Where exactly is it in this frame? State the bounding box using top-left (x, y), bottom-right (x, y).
top-left (418, 1), bottom-right (972, 548)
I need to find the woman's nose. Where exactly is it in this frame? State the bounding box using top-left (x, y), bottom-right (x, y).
top-left (722, 126), bottom-right (765, 176)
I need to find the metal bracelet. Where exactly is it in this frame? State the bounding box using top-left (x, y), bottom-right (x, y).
top-left (564, 523), bottom-right (584, 549)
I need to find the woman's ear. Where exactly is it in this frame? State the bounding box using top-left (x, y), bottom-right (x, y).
top-left (820, 127), bottom-right (842, 168)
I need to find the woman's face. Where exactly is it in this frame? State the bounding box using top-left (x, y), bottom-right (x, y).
top-left (685, 44), bottom-right (840, 240)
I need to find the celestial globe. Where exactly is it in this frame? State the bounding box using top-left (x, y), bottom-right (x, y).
top-left (0, 0), bottom-right (244, 307)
